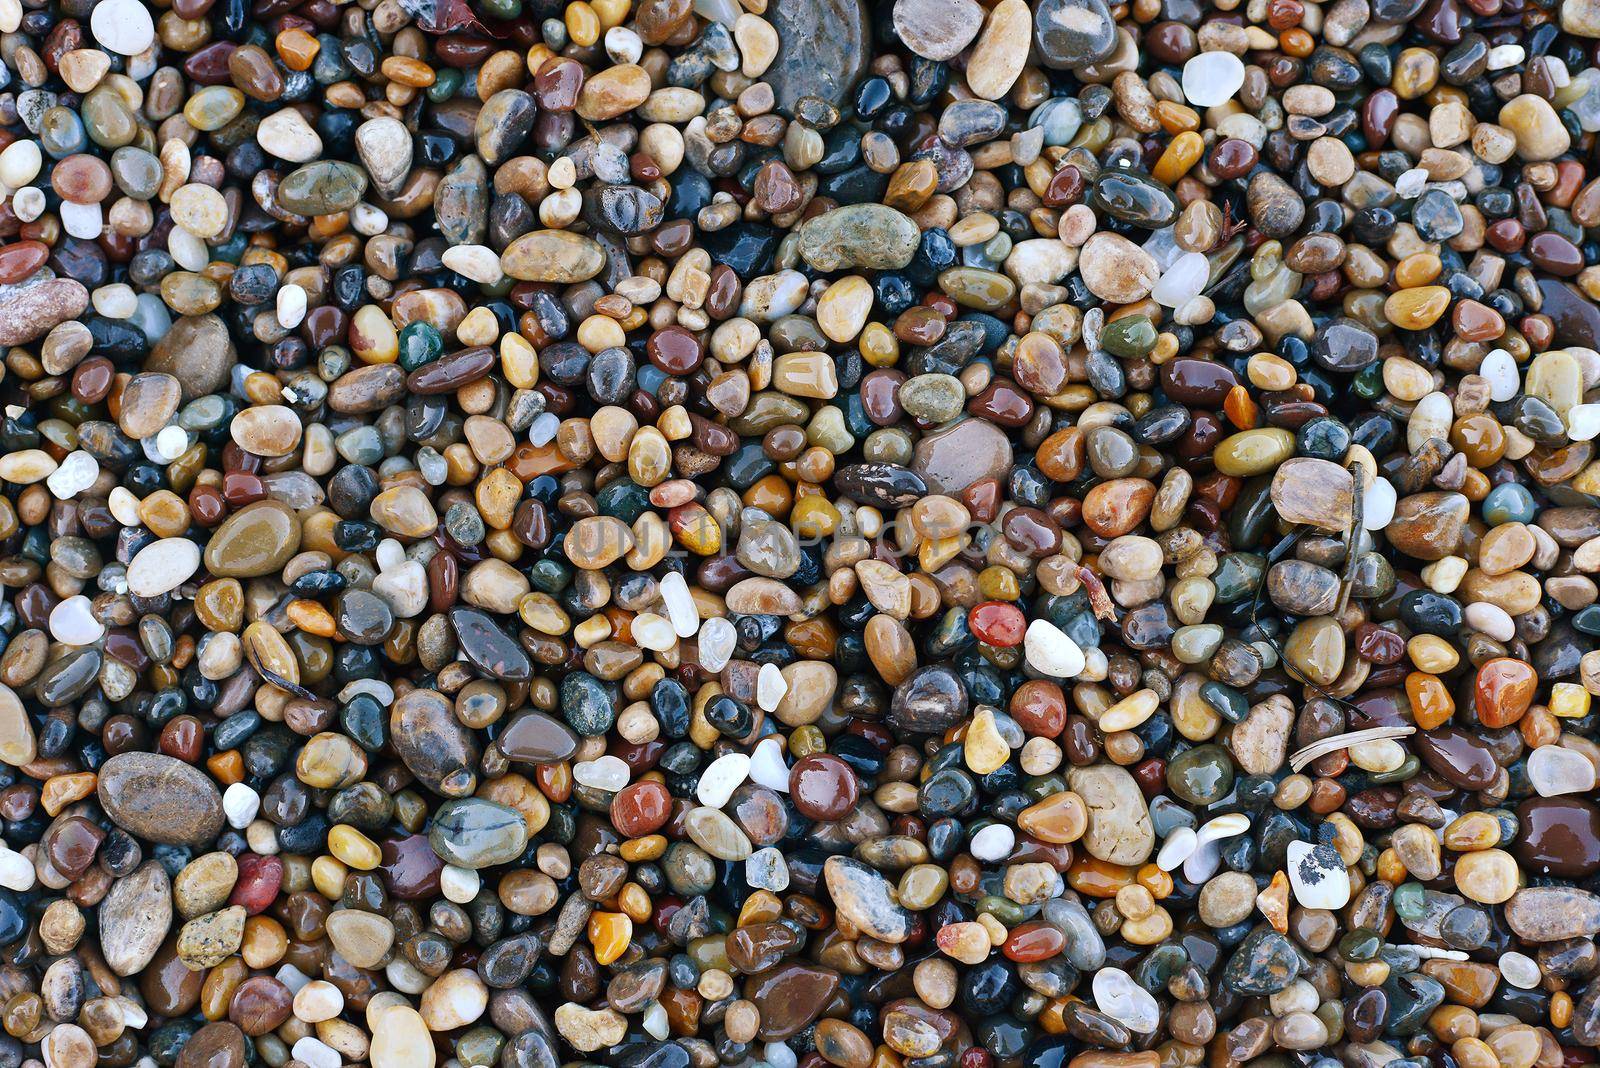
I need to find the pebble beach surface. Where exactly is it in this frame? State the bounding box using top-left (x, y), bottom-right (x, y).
top-left (3, 1), bottom-right (1600, 1068)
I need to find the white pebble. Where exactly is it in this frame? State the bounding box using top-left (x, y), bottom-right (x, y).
top-left (748, 737), bottom-right (790, 793)
top-left (697, 616), bottom-right (737, 672)
top-left (1091, 967), bottom-right (1160, 1033)
top-left (1569, 402), bottom-right (1600, 442)
top-left (277, 284), bottom-right (308, 329)
top-left (1486, 44), bottom-right (1525, 70)
top-left (46, 450), bottom-right (98, 499)
top-left (969, 824), bottom-right (1015, 862)
top-left (1181, 51), bottom-right (1246, 108)
top-left (631, 612), bottom-right (677, 652)
top-left (59, 199), bottom-right (102, 240)
top-left (605, 25), bottom-right (643, 64)
top-left (91, 0), bottom-right (156, 55)
top-left (49, 596), bottom-right (103, 646)
top-left (1499, 951), bottom-right (1541, 989)
top-left (1024, 618), bottom-right (1085, 678)
top-left (1481, 348), bottom-right (1519, 401)
top-left (746, 846), bottom-right (790, 891)
top-left (440, 865), bottom-right (481, 904)
top-left (154, 425), bottom-right (190, 460)
top-left (573, 755), bottom-right (630, 791)
top-left (1286, 840), bottom-right (1351, 909)
top-left (290, 1036), bottom-right (340, 1068)
top-left (92, 284), bottom-right (138, 319)
top-left (11, 187), bottom-right (43, 223)
top-left (1363, 477), bottom-right (1397, 531)
top-left (660, 570), bottom-right (699, 637)
top-left (0, 847), bottom-right (35, 891)
top-left (528, 412), bottom-right (560, 447)
top-left (223, 781), bottom-right (260, 830)
top-left (441, 244), bottom-right (505, 285)
top-left (1464, 601), bottom-right (1515, 642)
top-left (108, 486), bottom-right (142, 526)
top-left (1407, 391), bottom-right (1453, 453)
top-left (642, 1002), bottom-right (670, 1041)
top-left (350, 202), bottom-right (387, 236)
top-left (1150, 252), bottom-right (1209, 308)
top-left (1527, 744), bottom-right (1597, 797)
top-left (696, 752), bottom-right (751, 808)
top-left (1156, 826), bottom-right (1197, 871)
top-left (293, 981), bottom-right (345, 1024)
top-left (0, 139), bottom-right (40, 187)
top-left (168, 226), bottom-right (208, 271)
top-left (756, 662), bottom-right (787, 712)
top-left (1395, 168), bottom-right (1429, 199)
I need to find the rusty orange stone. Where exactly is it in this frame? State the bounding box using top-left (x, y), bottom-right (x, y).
top-left (1223, 385), bottom-right (1258, 430)
top-left (1066, 857), bottom-right (1136, 897)
top-left (1002, 921), bottom-right (1066, 962)
top-left (1474, 657), bottom-right (1537, 728)
top-left (587, 911), bottom-right (633, 965)
top-left (40, 771), bottom-right (96, 816)
top-left (1405, 671), bottom-right (1455, 730)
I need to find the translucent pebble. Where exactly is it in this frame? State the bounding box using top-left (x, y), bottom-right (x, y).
top-left (574, 755), bottom-right (630, 791)
top-left (1481, 348), bottom-right (1520, 401)
top-left (528, 412), bottom-right (561, 446)
top-left (1151, 252), bottom-right (1210, 308)
top-left (1364, 477), bottom-right (1397, 531)
top-left (756, 662), bottom-right (788, 712)
top-left (48, 595), bottom-right (103, 646)
top-left (46, 450), bottom-right (98, 499)
top-left (748, 737), bottom-right (790, 792)
top-left (697, 616), bottom-right (737, 672)
top-left (1568, 402), bottom-right (1600, 442)
top-left (1181, 51), bottom-right (1246, 107)
top-left (660, 570), bottom-right (699, 637)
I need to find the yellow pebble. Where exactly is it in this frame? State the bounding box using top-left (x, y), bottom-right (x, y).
top-left (1551, 681), bottom-right (1590, 718)
top-left (327, 825), bottom-right (381, 870)
top-left (1384, 285), bottom-right (1451, 330)
top-left (1152, 132), bottom-right (1203, 185)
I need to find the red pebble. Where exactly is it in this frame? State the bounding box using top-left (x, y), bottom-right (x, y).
top-left (969, 601), bottom-right (1026, 647)
top-left (611, 780), bottom-right (673, 838)
top-left (230, 853), bottom-right (284, 915)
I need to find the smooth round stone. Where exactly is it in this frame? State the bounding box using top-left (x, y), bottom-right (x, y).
top-left (1033, 0), bottom-right (1116, 68)
top-left (427, 798), bottom-right (529, 868)
top-left (48, 595), bottom-right (103, 646)
top-left (97, 752), bottom-right (225, 846)
top-left (797, 205), bottom-right (919, 271)
top-left (696, 752), bottom-right (751, 808)
top-left (1091, 968), bottom-right (1159, 1033)
top-left (498, 711), bottom-right (578, 763)
top-left (126, 537), bottom-right (201, 597)
top-left (1516, 798), bottom-right (1600, 877)
top-left (203, 501), bottom-right (302, 578)
top-left (684, 806), bottom-right (753, 860)
top-left (896, 0), bottom-right (979, 58)
top-left (789, 754), bottom-right (858, 821)
top-left (1528, 745), bottom-right (1598, 797)
top-left (91, 0), bottom-right (156, 55)
top-left (764, 0), bottom-right (871, 112)
top-left (1286, 840), bottom-right (1350, 909)
top-left (277, 161), bottom-right (368, 215)
top-left (824, 856), bottom-right (911, 942)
